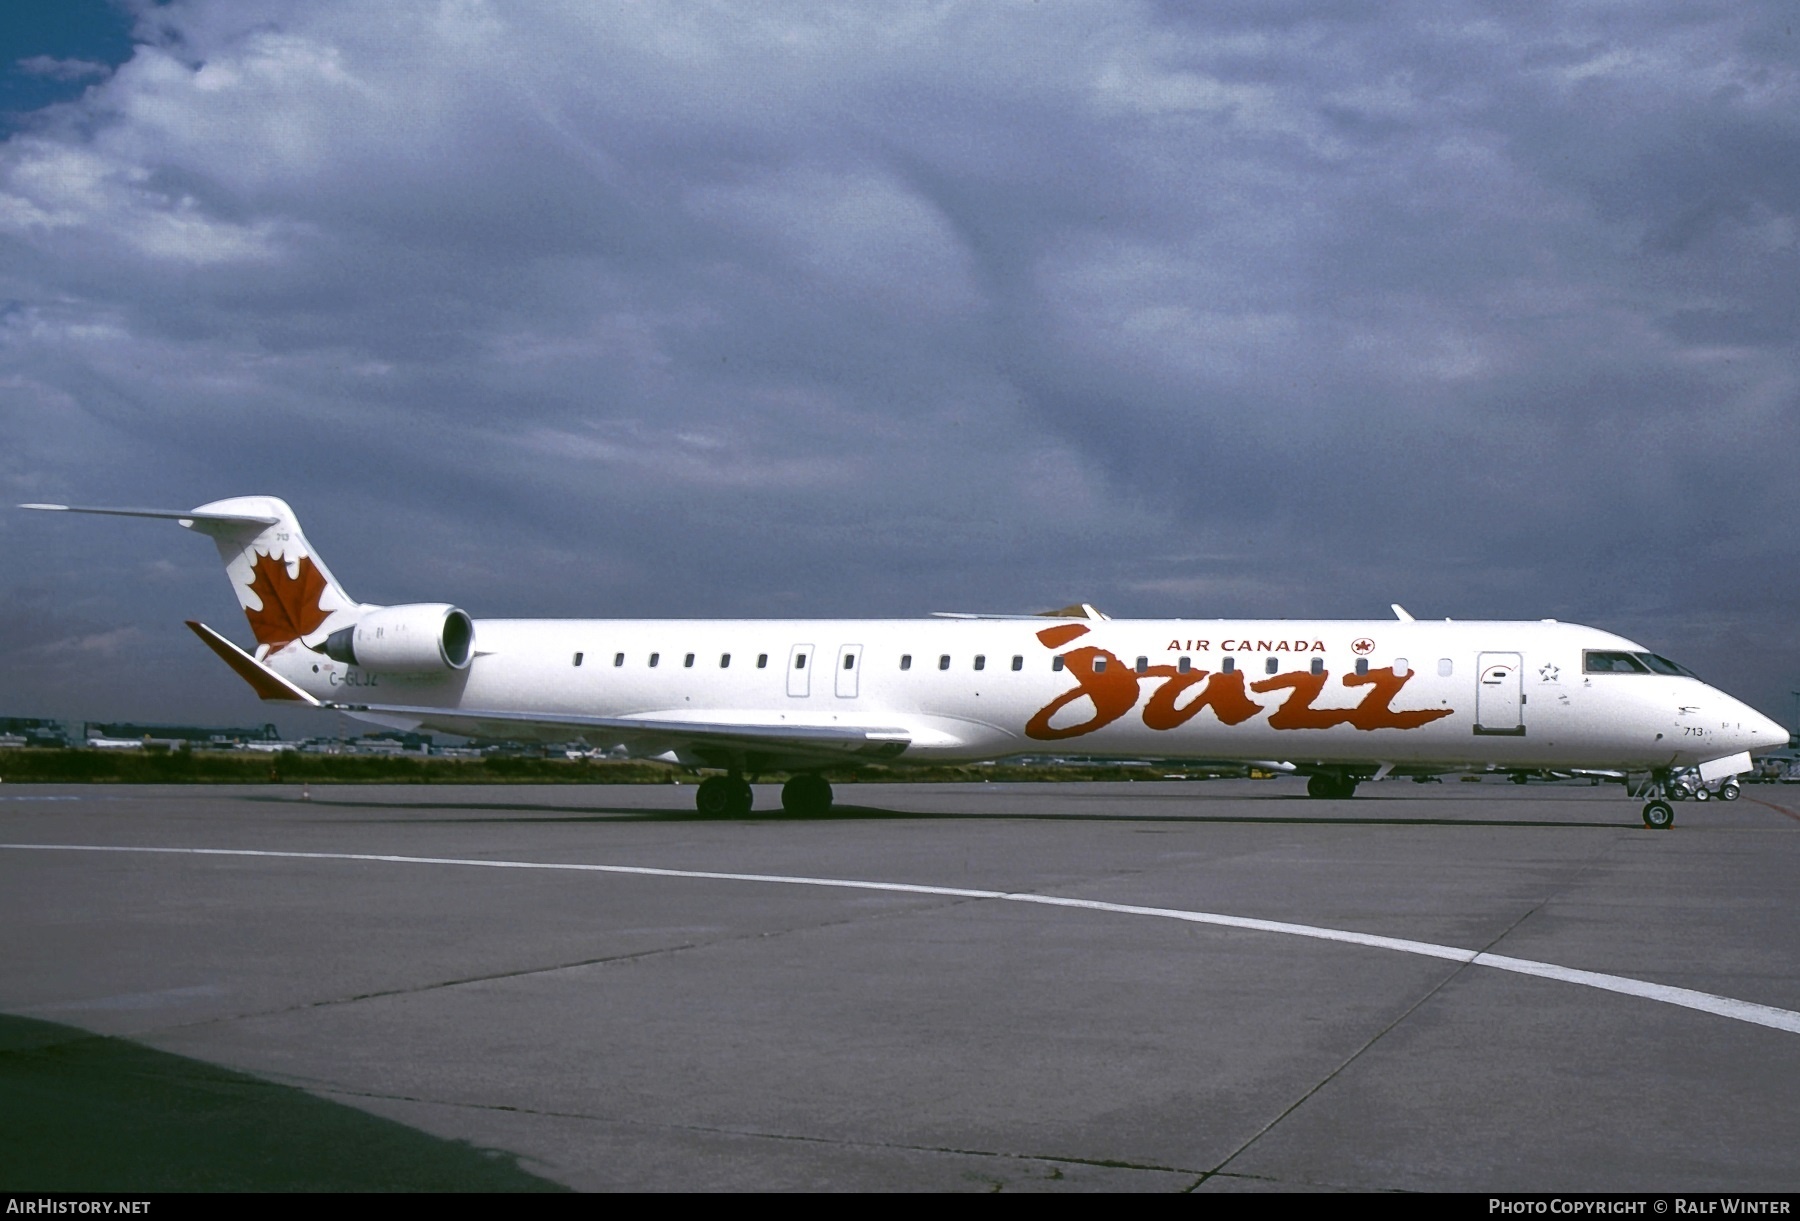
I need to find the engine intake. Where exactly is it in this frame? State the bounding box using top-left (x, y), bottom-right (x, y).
top-left (324, 604), bottom-right (474, 673)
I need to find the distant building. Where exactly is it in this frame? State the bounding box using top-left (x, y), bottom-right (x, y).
top-left (0, 717), bottom-right (71, 748)
top-left (83, 721), bottom-right (281, 748)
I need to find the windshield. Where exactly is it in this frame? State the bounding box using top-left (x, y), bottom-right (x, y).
top-left (1583, 650), bottom-right (1699, 678)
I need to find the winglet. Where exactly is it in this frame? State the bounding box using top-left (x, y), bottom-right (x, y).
top-left (1391, 604), bottom-right (1415, 622)
top-left (185, 621), bottom-right (320, 705)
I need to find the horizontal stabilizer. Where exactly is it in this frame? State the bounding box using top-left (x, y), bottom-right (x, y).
top-left (21, 503), bottom-right (281, 535)
top-left (186, 621), bottom-right (321, 705)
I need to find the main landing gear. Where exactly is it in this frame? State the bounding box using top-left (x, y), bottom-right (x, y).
top-left (780, 773), bottom-right (834, 817)
top-left (1307, 773), bottom-right (1358, 800)
top-left (693, 773), bottom-right (836, 817)
top-left (695, 774), bottom-right (753, 817)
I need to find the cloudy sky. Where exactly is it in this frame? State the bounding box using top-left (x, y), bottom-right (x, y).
top-left (2, 0), bottom-right (1797, 734)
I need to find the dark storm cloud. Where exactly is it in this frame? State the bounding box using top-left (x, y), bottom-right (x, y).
top-left (1, 0), bottom-right (1796, 728)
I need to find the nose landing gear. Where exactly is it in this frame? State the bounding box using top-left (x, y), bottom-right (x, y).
top-left (1640, 767), bottom-right (1743, 824)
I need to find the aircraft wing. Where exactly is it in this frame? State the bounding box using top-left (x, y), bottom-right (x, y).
top-left (322, 698), bottom-right (913, 766)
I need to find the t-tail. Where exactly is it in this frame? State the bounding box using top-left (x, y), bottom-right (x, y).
top-left (20, 495), bottom-right (361, 660)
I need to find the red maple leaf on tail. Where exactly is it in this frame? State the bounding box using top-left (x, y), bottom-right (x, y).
top-left (243, 551), bottom-right (331, 650)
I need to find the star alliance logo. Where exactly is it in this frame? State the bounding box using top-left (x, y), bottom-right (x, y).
top-left (1539, 663), bottom-right (1561, 682)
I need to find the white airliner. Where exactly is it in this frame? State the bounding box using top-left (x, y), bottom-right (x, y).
top-left (22, 496), bottom-right (1788, 828)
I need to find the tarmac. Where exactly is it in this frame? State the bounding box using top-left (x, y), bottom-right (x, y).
top-left (2, 776), bottom-right (1798, 1192)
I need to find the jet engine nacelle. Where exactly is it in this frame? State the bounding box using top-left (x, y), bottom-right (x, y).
top-left (324, 604), bottom-right (474, 673)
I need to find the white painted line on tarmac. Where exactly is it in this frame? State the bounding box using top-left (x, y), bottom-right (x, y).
top-left (7, 841), bottom-right (1799, 1036)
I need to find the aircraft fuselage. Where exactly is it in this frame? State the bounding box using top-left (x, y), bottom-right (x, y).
top-left (267, 615), bottom-right (1778, 773)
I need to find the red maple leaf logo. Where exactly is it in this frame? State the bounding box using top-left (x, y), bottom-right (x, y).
top-left (243, 551), bottom-right (331, 650)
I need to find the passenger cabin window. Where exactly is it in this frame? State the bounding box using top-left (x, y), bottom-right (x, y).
top-left (1265, 657), bottom-right (1279, 675)
top-left (1011, 655), bottom-right (1023, 671)
top-left (1135, 656), bottom-right (1148, 674)
top-left (794, 653), bottom-right (808, 670)
top-left (938, 654), bottom-right (951, 671)
top-left (684, 653), bottom-right (695, 668)
top-left (844, 653), bottom-right (856, 670)
top-left (573, 652), bottom-right (583, 667)
top-left (1354, 658), bottom-right (1369, 675)
top-left (1585, 651), bottom-right (1651, 674)
top-left (757, 654), bottom-right (768, 668)
top-left (1221, 657), bottom-right (1235, 673)
top-left (1394, 658), bottom-right (1409, 677)
top-left (973, 655), bottom-right (986, 671)
top-left (720, 653), bottom-right (730, 668)
top-left (649, 653), bottom-right (660, 667)
top-left (614, 652), bottom-right (625, 667)
top-left (1093, 657), bottom-right (1107, 673)
top-left (1053, 656), bottom-right (1065, 672)
top-left (1309, 657), bottom-right (1323, 675)
top-left (1178, 656), bottom-right (1192, 673)
top-left (900, 654), bottom-right (912, 671)
top-left (1438, 658), bottom-right (1452, 677)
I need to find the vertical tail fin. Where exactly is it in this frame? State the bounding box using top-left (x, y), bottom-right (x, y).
top-left (20, 496), bottom-right (361, 658)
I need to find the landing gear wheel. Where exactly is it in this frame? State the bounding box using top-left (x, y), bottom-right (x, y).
top-left (1307, 774), bottom-right (1357, 799)
top-left (1719, 781), bottom-right (1741, 802)
top-left (780, 774), bottom-right (834, 817)
top-left (696, 776), bottom-right (754, 816)
top-left (696, 776), bottom-right (732, 816)
top-left (1642, 800), bottom-right (1675, 830)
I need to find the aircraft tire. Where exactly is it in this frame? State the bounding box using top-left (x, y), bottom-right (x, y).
top-left (1307, 774), bottom-right (1356, 799)
top-left (728, 777), bottom-right (753, 815)
top-left (1642, 800), bottom-right (1675, 830)
top-left (695, 776), bottom-right (734, 817)
top-left (781, 774), bottom-right (833, 817)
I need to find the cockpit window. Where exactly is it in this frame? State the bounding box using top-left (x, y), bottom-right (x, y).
top-left (1637, 653), bottom-right (1697, 677)
top-left (1584, 651), bottom-right (1651, 674)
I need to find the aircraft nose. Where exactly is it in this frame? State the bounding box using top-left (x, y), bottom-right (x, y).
top-left (1748, 709), bottom-right (1791, 752)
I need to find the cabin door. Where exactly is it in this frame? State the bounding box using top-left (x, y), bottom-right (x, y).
top-left (787, 644), bottom-right (813, 697)
top-left (1474, 652), bottom-right (1525, 736)
top-left (835, 644), bottom-right (863, 698)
